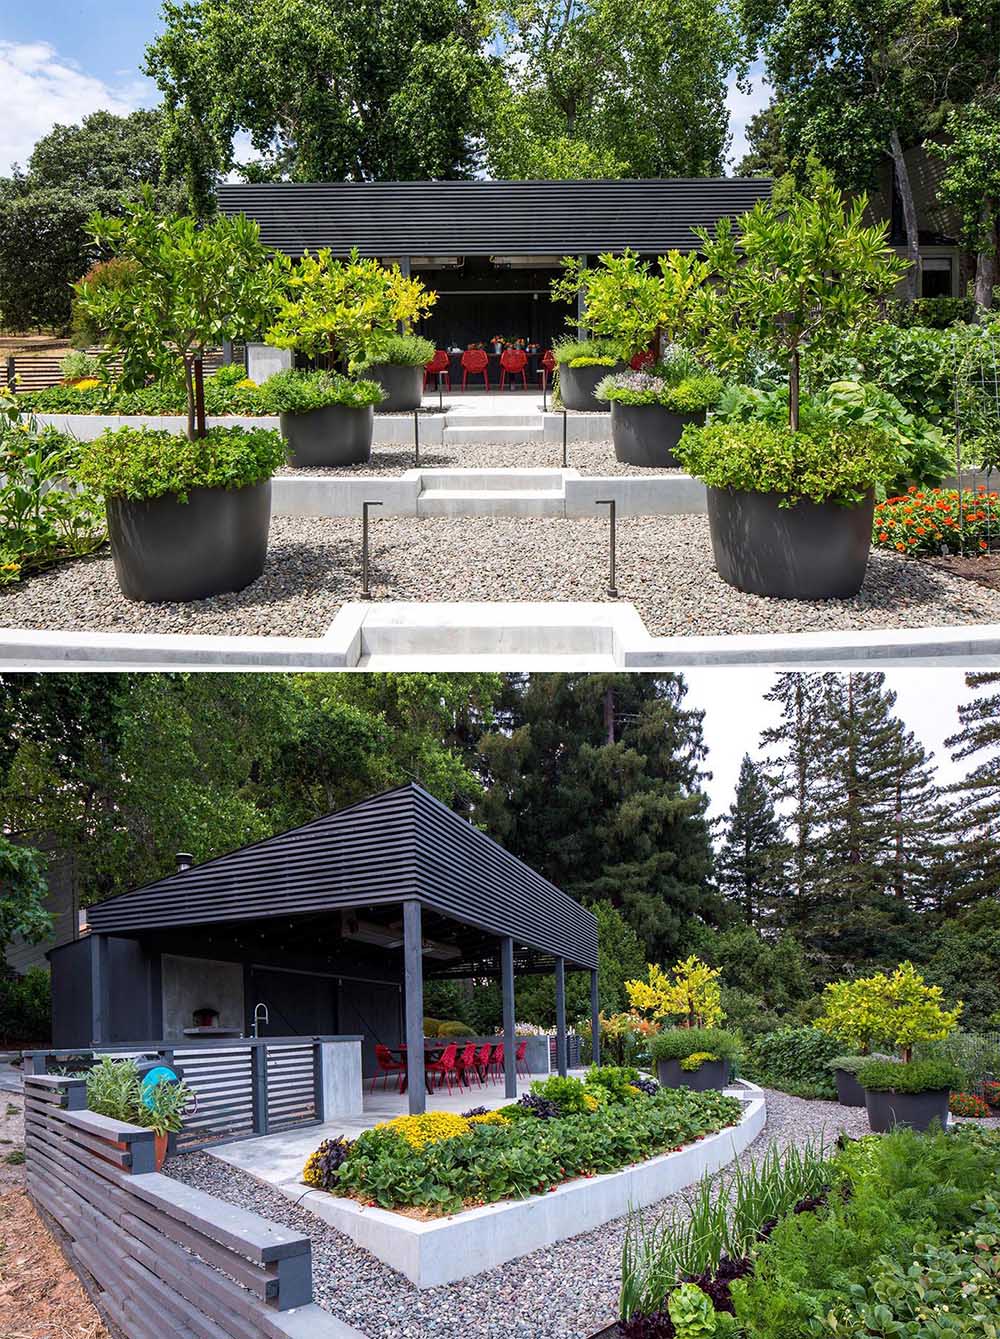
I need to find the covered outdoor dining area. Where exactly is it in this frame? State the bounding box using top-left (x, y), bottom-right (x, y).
top-left (53, 783), bottom-right (600, 1119)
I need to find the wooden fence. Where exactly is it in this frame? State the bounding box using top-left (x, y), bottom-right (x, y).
top-left (1, 347), bottom-right (242, 393)
top-left (23, 1037), bottom-right (326, 1150)
top-left (24, 1073), bottom-right (360, 1339)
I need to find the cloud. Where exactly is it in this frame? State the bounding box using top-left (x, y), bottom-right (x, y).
top-left (725, 64), bottom-right (773, 172)
top-left (0, 40), bottom-right (156, 176)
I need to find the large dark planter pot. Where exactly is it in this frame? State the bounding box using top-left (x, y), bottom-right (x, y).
top-left (656, 1057), bottom-right (731, 1092)
top-left (834, 1068), bottom-right (866, 1108)
top-left (706, 487), bottom-right (876, 600)
top-left (280, 405), bottom-right (374, 467)
top-left (105, 482), bottom-right (271, 603)
top-left (864, 1086), bottom-right (950, 1133)
top-left (611, 402), bottom-right (705, 466)
top-left (368, 362), bottom-right (423, 413)
top-left (559, 361), bottom-right (625, 411)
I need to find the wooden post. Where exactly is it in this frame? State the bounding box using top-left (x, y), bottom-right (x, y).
top-left (590, 969), bottom-right (600, 1067)
top-left (555, 957), bottom-right (568, 1077)
top-left (403, 900), bottom-right (426, 1115)
top-left (501, 937), bottom-right (516, 1099)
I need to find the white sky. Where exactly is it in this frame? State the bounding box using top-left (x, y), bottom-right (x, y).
top-left (684, 670), bottom-right (972, 819)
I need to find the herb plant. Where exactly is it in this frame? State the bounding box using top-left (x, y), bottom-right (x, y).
top-left (260, 369), bottom-right (383, 413)
top-left (76, 425), bottom-right (286, 502)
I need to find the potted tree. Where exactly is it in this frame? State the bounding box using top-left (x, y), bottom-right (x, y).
top-left (848, 963), bottom-right (963, 1132)
top-left (265, 250), bottom-right (433, 462)
top-left (675, 172), bottom-right (910, 599)
top-left (72, 190), bottom-right (287, 601)
top-left (627, 957), bottom-right (738, 1091)
top-left (814, 972), bottom-right (893, 1107)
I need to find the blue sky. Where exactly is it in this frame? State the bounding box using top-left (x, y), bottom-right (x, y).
top-left (1, 2), bottom-right (769, 176)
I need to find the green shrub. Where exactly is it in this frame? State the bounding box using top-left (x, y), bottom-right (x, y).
top-left (915, 1030), bottom-right (1000, 1093)
top-left (742, 1026), bottom-right (842, 1099)
top-left (76, 425), bottom-right (286, 502)
top-left (650, 1028), bottom-right (741, 1064)
top-left (212, 361), bottom-right (252, 387)
top-left (586, 1064), bottom-right (641, 1101)
top-left (59, 351), bottom-right (100, 382)
top-left (888, 297), bottom-right (977, 329)
top-left (552, 336), bottom-right (623, 367)
top-left (422, 1017), bottom-right (442, 1036)
top-left (825, 1053), bottom-right (894, 1074)
top-left (357, 333), bottom-right (435, 368)
top-left (85, 1055), bottom-right (192, 1136)
top-left (436, 1020), bottom-right (472, 1037)
top-left (595, 369), bottom-right (724, 412)
top-left (856, 1058), bottom-right (961, 1093)
top-left (261, 369), bottom-right (382, 413)
top-left (674, 420), bottom-right (901, 507)
top-left (0, 968), bottom-right (51, 1043)
top-left (21, 377), bottom-right (273, 417)
top-left (531, 1073), bottom-right (592, 1114)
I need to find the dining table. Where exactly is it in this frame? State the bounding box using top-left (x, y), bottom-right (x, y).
top-left (444, 351), bottom-right (544, 389)
top-left (387, 1042), bottom-right (480, 1093)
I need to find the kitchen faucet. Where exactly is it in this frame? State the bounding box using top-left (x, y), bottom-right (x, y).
top-left (252, 1002), bottom-right (269, 1038)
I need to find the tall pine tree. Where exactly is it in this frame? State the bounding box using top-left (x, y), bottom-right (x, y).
top-left (716, 754), bottom-right (789, 928)
top-left (945, 671), bottom-right (1000, 904)
top-left (476, 674), bottom-right (717, 961)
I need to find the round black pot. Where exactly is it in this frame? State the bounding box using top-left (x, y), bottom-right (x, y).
top-left (559, 361), bottom-right (624, 411)
top-left (706, 487), bottom-right (876, 600)
top-left (106, 482), bottom-right (271, 603)
top-left (280, 405), bottom-right (374, 467)
top-left (834, 1068), bottom-right (866, 1108)
top-left (368, 362), bottom-right (423, 413)
top-left (864, 1086), bottom-right (950, 1133)
top-left (611, 402), bottom-right (705, 466)
top-left (656, 1057), bottom-right (731, 1092)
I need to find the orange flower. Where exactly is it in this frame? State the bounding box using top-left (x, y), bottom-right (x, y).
top-left (878, 532), bottom-right (888, 542)
top-left (980, 540), bottom-right (989, 550)
top-left (896, 542), bottom-right (906, 552)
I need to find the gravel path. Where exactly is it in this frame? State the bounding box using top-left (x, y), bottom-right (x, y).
top-left (165, 1089), bottom-right (868, 1339)
top-left (280, 439), bottom-right (674, 478)
top-left (3, 515), bottom-right (1000, 640)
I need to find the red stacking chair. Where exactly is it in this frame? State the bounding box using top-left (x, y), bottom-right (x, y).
top-left (515, 1039), bottom-right (529, 1078)
top-left (424, 349), bottom-right (451, 389)
top-left (474, 1042), bottom-right (492, 1084)
top-left (371, 1043), bottom-right (407, 1093)
top-left (425, 1042), bottom-right (461, 1092)
top-left (460, 348), bottom-right (490, 390)
top-left (489, 1042), bottom-right (504, 1084)
top-left (540, 349), bottom-right (556, 386)
top-left (499, 348), bottom-right (528, 390)
top-left (457, 1042), bottom-right (480, 1088)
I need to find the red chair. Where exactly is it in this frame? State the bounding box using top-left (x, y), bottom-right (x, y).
top-left (371, 1043), bottom-right (407, 1093)
top-left (474, 1043), bottom-right (492, 1085)
top-left (540, 349), bottom-right (556, 386)
top-left (460, 348), bottom-right (490, 390)
top-left (424, 349), bottom-right (451, 389)
top-left (457, 1042), bottom-right (480, 1088)
top-left (630, 349), bottom-right (655, 370)
top-left (425, 1042), bottom-right (461, 1092)
top-left (499, 348), bottom-right (528, 390)
top-left (489, 1042), bottom-right (504, 1084)
top-left (515, 1040), bottom-right (529, 1078)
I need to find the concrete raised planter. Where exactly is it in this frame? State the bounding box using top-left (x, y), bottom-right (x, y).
top-left (834, 1067), bottom-right (866, 1108)
top-left (105, 482), bottom-right (271, 603)
top-left (559, 362), bottom-right (624, 411)
top-left (368, 363), bottom-right (424, 412)
top-left (610, 402), bottom-right (704, 467)
top-left (293, 1083), bottom-right (764, 1287)
top-left (707, 487), bottom-right (876, 600)
top-left (656, 1057), bottom-right (731, 1092)
top-left (864, 1085), bottom-right (950, 1132)
top-left (280, 405), bottom-right (374, 467)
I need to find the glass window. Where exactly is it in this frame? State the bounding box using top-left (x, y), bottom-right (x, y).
top-left (921, 257), bottom-right (953, 299)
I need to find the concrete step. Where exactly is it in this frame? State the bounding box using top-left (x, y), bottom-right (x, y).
top-left (444, 413), bottom-right (543, 429)
top-left (417, 489), bottom-right (564, 517)
top-left (443, 425), bottom-right (545, 444)
top-left (356, 603), bottom-right (625, 661)
top-left (419, 469), bottom-right (564, 493)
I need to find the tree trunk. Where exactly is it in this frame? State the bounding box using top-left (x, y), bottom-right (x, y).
top-left (974, 204), bottom-right (998, 311)
top-left (789, 349), bottom-right (801, 431)
top-left (183, 358), bottom-right (196, 442)
top-left (603, 686), bottom-right (615, 746)
top-left (889, 128), bottom-right (921, 304)
top-left (193, 355), bottom-right (207, 440)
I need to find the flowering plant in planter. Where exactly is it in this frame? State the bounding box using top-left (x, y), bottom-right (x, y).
top-left (596, 367), bottom-right (724, 413)
top-left (874, 485), bottom-right (1000, 556)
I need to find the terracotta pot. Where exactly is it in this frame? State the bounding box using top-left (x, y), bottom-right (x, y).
top-left (154, 1133), bottom-right (169, 1170)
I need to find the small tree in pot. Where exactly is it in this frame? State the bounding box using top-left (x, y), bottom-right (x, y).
top-left (677, 171), bottom-right (910, 599)
top-left (72, 192), bottom-right (288, 600)
top-left (628, 957), bottom-right (736, 1090)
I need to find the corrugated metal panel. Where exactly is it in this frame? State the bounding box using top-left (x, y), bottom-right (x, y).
top-left (85, 783), bottom-right (597, 968)
top-left (216, 178), bottom-right (772, 257)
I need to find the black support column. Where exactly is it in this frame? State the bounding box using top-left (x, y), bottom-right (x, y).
top-left (90, 933), bottom-right (110, 1045)
top-left (403, 900), bottom-right (426, 1115)
top-left (555, 956), bottom-right (568, 1077)
top-left (576, 255), bottom-right (588, 338)
top-left (590, 969), bottom-right (600, 1066)
top-left (501, 936), bottom-right (516, 1098)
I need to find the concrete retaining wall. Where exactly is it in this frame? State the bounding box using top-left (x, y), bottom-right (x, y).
top-left (294, 1084), bottom-right (766, 1288)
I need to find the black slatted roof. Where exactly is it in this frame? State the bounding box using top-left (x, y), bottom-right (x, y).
top-left (216, 177), bottom-right (772, 257)
top-left (85, 783), bottom-right (598, 970)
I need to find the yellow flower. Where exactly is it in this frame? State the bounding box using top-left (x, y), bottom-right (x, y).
top-left (376, 1111), bottom-right (472, 1147)
top-left (467, 1110), bottom-right (510, 1127)
top-left (73, 378), bottom-right (100, 391)
top-left (235, 378), bottom-right (257, 388)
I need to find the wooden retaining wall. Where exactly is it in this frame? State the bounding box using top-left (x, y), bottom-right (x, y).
top-left (2, 347), bottom-right (242, 393)
top-left (24, 1073), bottom-right (358, 1339)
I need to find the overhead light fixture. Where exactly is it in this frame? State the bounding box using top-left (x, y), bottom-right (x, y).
top-left (340, 913), bottom-right (461, 960)
top-left (408, 256), bottom-right (464, 269)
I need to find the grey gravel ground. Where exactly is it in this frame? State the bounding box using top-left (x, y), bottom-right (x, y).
top-left (165, 1089), bottom-right (868, 1339)
top-left (280, 438), bottom-right (673, 477)
top-left (3, 515), bottom-right (1000, 640)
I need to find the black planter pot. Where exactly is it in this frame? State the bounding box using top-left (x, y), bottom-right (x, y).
top-left (656, 1057), bottom-right (731, 1092)
top-left (559, 361), bottom-right (624, 411)
top-left (280, 405), bottom-right (374, 467)
top-left (706, 487), bottom-right (876, 600)
top-left (864, 1086), bottom-right (950, 1133)
top-left (106, 482), bottom-right (271, 603)
top-left (368, 363), bottom-right (423, 413)
top-left (611, 402), bottom-right (705, 466)
top-left (834, 1068), bottom-right (866, 1108)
